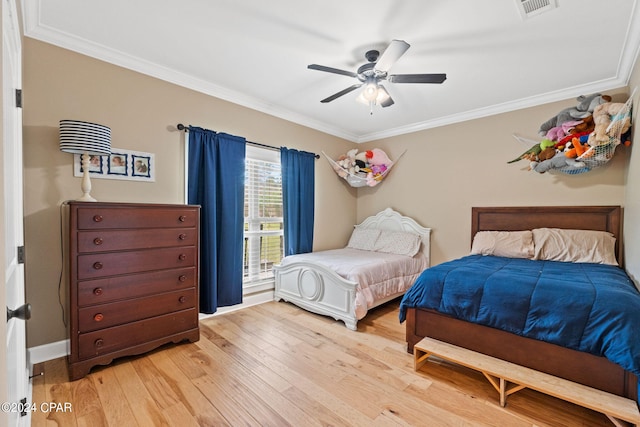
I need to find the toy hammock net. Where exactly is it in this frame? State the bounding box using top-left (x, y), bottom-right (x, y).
top-left (323, 150), bottom-right (406, 187)
top-left (514, 95), bottom-right (632, 175)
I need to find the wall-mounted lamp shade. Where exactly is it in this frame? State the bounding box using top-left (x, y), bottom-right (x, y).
top-left (59, 120), bottom-right (111, 202)
top-left (59, 120), bottom-right (111, 155)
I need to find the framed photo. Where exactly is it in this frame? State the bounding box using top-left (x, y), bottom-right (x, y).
top-left (74, 148), bottom-right (155, 182)
top-left (107, 152), bottom-right (128, 176)
top-left (131, 154), bottom-right (151, 178)
top-left (79, 155), bottom-right (104, 174)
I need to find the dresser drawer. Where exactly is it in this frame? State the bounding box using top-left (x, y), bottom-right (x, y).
top-left (78, 288), bottom-right (196, 332)
top-left (77, 228), bottom-right (197, 253)
top-left (77, 309), bottom-right (198, 359)
top-left (77, 246), bottom-right (196, 279)
top-left (77, 267), bottom-right (196, 307)
top-left (76, 206), bottom-right (198, 230)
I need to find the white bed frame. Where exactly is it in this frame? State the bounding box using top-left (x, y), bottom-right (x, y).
top-left (273, 208), bottom-right (431, 330)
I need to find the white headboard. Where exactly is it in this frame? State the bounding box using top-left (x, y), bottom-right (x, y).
top-left (356, 207), bottom-right (431, 263)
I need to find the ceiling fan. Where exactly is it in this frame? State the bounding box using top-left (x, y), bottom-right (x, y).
top-left (308, 39), bottom-right (446, 110)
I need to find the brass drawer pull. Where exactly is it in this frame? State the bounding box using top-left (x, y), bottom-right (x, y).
top-left (179, 233), bottom-right (187, 240)
top-left (178, 254), bottom-right (186, 261)
top-left (93, 262), bottom-right (103, 270)
top-left (178, 296), bottom-right (186, 303)
top-left (93, 215), bottom-right (103, 223)
top-left (94, 338), bottom-right (104, 348)
top-left (93, 287), bottom-right (103, 296)
top-left (94, 313), bottom-right (104, 322)
top-left (93, 237), bottom-right (103, 245)
top-left (178, 275), bottom-right (187, 282)
top-left (178, 215), bottom-right (186, 222)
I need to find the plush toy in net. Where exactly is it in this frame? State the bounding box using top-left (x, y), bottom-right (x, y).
top-left (512, 95), bottom-right (632, 175)
top-left (324, 149), bottom-right (406, 187)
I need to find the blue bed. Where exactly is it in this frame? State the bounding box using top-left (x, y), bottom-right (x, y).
top-left (402, 206), bottom-right (638, 402)
top-left (400, 255), bottom-right (640, 379)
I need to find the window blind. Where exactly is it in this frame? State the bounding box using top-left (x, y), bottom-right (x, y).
top-left (243, 157), bottom-right (283, 291)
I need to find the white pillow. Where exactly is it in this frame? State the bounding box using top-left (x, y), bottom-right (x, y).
top-left (373, 230), bottom-right (421, 257)
top-left (347, 227), bottom-right (380, 251)
top-left (532, 228), bottom-right (618, 265)
top-left (470, 230), bottom-right (534, 259)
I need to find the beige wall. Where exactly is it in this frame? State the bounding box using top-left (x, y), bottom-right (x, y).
top-left (357, 92), bottom-right (631, 267)
top-left (22, 38), bottom-right (356, 348)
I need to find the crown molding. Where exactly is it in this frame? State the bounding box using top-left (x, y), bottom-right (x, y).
top-left (22, 0), bottom-right (640, 144)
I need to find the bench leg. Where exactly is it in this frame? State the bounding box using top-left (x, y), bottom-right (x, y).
top-left (606, 414), bottom-right (634, 427)
top-left (414, 348), bottom-right (431, 371)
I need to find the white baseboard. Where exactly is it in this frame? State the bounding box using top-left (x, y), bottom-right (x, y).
top-left (27, 291), bottom-right (275, 364)
top-left (28, 339), bottom-right (69, 366)
top-left (199, 290), bottom-right (274, 320)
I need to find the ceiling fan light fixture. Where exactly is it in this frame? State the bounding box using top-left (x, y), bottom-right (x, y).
top-left (362, 79), bottom-right (379, 102)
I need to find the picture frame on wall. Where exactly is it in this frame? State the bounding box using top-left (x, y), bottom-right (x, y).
top-left (107, 152), bottom-right (128, 176)
top-left (76, 148), bottom-right (155, 182)
top-left (131, 154), bottom-right (151, 179)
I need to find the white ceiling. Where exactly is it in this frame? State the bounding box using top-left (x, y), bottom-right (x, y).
top-left (21, 0), bottom-right (640, 142)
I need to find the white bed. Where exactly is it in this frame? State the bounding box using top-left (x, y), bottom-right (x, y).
top-left (273, 208), bottom-right (431, 330)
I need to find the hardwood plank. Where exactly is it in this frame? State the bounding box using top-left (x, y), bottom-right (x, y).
top-left (90, 367), bottom-right (136, 426)
top-left (31, 300), bottom-right (614, 427)
top-left (45, 358), bottom-right (79, 427)
top-left (70, 377), bottom-right (107, 427)
top-left (146, 347), bottom-right (231, 426)
top-left (110, 361), bottom-right (171, 426)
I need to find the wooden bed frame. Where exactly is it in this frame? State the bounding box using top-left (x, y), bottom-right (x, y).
top-left (405, 205), bottom-right (638, 400)
top-left (274, 207), bottom-right (431, 330)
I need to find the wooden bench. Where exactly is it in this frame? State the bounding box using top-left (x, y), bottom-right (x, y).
top-left (414, 337), bottom-right (640, 427)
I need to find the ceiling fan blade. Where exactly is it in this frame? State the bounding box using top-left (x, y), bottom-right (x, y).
top-left (377, 85), bottom-right (394, 108)
top-left (320, 84), bottom-right (362, 103)
top-left (374, 39), bottom-right (410, 73)
top-left (388, 73), bottom-right (447, 84)
top-left (308, 64), bottom-right (357, 78)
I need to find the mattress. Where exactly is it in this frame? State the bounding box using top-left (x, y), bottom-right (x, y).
top-left (280, 248), bottom-right (428, 319)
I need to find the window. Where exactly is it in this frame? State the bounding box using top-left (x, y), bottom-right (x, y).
top-left (243, 146), bottom-right (283, 294)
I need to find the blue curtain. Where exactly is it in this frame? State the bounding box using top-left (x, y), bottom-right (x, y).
top-left (188, 126), bottom-right (246, 314)
top-left (280, 147), bottom-right (315, 255)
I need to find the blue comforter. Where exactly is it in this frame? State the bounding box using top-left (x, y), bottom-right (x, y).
top-left (399, 255), bottom-right (640, 378)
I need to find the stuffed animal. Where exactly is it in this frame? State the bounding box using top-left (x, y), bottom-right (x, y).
top-left (588, 102), bottom-right (632, 146)
top-left (334, 148), bottom-right (358, 177)
top-left (538, 147), bottom-right (557, 161)
top-left (529, 154), bottom-right (586, 173)
top-left (569, 115), bottom-right (594, 134)
top-left (354, 150), bottom-right (368, 169)
top-left (538, 93), bottom-right (611, 137)
top-left (365, 148), bottom-right (393, 166)
top-left (545, 119), bottom-right (583, 141)
top-left (576, 93), bottom-right (611, 114)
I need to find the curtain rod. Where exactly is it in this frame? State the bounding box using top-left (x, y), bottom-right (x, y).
top-left (177, 124), bottom-right (319, 159)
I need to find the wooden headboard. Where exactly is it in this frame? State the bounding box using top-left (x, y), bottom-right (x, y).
top-left (471, 206), bottom-right (623, 265)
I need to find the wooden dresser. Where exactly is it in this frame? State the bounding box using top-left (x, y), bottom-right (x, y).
top-left (67, 201), bottom-right (200, 380)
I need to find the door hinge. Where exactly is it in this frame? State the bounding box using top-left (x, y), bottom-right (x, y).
top-left (17, 246), bottom-right (25, 264)
top-left (15, 89), bottom-right (22, 108)
top-left (20, 397), bottom-right (27, 417)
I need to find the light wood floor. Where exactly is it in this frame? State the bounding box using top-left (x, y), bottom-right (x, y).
top-left (31, 300), bottom-right (613, 426)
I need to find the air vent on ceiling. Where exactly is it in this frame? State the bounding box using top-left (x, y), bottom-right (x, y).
top-left (516, 0), bottom-right (557, 20)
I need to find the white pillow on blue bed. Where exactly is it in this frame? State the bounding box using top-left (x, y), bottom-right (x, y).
top-left (470, 230), bottom-right (534, 259)
top-left (532, 228), bottom-right (618, 265)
